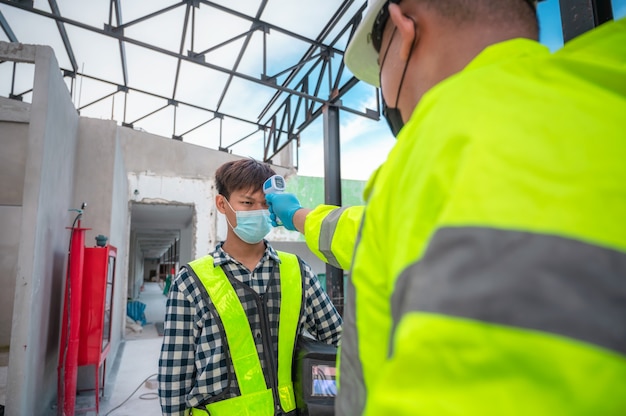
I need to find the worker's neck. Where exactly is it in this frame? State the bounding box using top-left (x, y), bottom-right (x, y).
top-left (407, 23), bottom-right (537, 106)
top-left (222, 237), bottom-right (266, 271)
top-left (437, 23), bottom-right (537, 69)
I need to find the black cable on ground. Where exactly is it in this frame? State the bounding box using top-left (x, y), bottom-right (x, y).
top-left (103, 373), bottom-right (158, 415)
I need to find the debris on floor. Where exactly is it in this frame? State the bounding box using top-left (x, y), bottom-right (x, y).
top-left (126, 316), bottom-right (143, 333)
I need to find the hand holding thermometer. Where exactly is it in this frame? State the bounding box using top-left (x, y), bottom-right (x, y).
top-left (264, 175), bottom-right (286, 226)
top-left (263, 175), bottom-right (302, 231)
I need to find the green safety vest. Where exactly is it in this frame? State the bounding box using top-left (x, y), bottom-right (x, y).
top-left (305, 17), bottom-right (626, 415)
top-left (187, 251), bottom-right (303, 416)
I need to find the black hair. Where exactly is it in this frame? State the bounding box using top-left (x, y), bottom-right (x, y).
top-left (215, 158), bottom-right (276, 199)
top-left (426, 0), bottom-right (538, 35)
top-left (372, 0), bottom-right (539, 53)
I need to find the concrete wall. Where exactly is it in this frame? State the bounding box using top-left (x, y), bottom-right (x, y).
top-left (121, 127), bottom-right (293, 296)
top-left (0, 40), bottom-right (344, 415)
top-left (110, 134), bottom-right (130, 361)
top-left (73, 118), bottom-right (130, 389)
top-left (0, 207), bottom-right (21, 347)
top-left (128, 229), bottom-right (143, 296)
top-left (0, 42), bottom-right (134, 415)
top-left (75, 118), bottom-right (130, 359)
top-left (143, 258), bottom-right (158, 281)
top-left (180, 223), bottom-right (193, 264)
top-left (271, 241), bottom-right (326, 276)
top-left (0, 98), bottom-right (29, 348)
top-left (3, 43), bottom-right (80, 415)
top-left (120, 128), bottom-right (292, 252)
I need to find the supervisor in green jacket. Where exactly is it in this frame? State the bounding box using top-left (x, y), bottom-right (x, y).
top-left (266, 1), bottom-right (626, 415)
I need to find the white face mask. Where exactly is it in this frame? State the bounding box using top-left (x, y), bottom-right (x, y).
top-left (224, 198), bottom-right (272, 244)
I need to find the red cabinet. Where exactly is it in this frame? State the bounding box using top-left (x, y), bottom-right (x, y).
top-left (78, 245), bottom-right (116, 413)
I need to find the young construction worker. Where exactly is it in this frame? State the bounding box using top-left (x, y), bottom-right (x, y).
top-left (266, 0), bottom-right (626, 414)
top-left (158, 158), bottom-right (342, 415)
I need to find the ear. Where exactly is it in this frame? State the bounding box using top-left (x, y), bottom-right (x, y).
top-left (216, 194), bottom-right (227, 214)
top-left (389, 3), bottom-right (417, 62)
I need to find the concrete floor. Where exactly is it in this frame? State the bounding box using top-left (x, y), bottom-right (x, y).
top-left (87, 281), bottom-right (167, 416)
top-left (1, 281), bottom-right (168, 415)
top-left (31, 281), bottom-right (168, 416)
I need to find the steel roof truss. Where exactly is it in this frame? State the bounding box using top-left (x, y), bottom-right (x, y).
top-left (48, 0), bottom-right (77, 73)
top-left (0, 10), bottom-right (17, 42)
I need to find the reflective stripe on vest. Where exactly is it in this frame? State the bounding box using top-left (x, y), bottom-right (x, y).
top-left (188, 251), bottom-right (302, 415)
top-left (275, 252), bottom-right (300, 411)
top-left (391, 227), bottom-right (626, 356)
top-left (377, 227), bottom-right (626, 415)
top-left (305, 205), bottom-right (364, 271)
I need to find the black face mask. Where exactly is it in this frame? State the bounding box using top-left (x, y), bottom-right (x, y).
top-left (378, 22), bottom-right (415, 138)
top-left (382, 102), bottom-right (405, 137)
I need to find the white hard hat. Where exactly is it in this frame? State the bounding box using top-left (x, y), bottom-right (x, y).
top-left (344, 0), bottom-right (395, 88)
top-left (344, 0), bottom-right (544, 88)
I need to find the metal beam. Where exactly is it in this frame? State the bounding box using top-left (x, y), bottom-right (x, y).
top-left (213, 0), bottom-right (269, 113)
top-left (48, 0), bottom-right (78, 72)
top-left (73, 71), bottom-right (273, 131)
top-left (0, 10), bottom-right (18, 42)
top-left (113, 1), bottom-right (184, 31)
top-left (0, 0), bottom-right (378, 168)
top-left (258, 0), bottom-right (360, 121)
top-left (172, 4), bottom-right (195, 100)
top-left (107, 0), bottom-right (129, 86)
top-left (323, 101), bottom-right (344, 316)
top-left (0, 1), bottom-right (333, 105)
top-left (198, 0), bottom-right (344, 57)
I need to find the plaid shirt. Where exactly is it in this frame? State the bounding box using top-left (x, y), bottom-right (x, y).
top-left (158, 241), bottom-right (343, 415)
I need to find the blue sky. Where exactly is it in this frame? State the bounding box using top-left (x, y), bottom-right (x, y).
top-left (2, 0), bottom-right (623, 182)
top-left (297, 0), bottom-right (626, 181)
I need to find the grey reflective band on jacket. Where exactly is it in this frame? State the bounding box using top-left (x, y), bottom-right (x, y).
top-left (335, 213), bottom-right (366, 416)
top-left (391, 227), bottom-right (626, 356)
top-left (318, 206), bottom-right (351, 269)
top-left (335, 277), bottom-right (367, 416)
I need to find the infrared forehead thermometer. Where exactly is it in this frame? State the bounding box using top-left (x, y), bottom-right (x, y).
top-left (263, 175), bottom-right (285, 226)
top-left (263, 175), bottom-right (285, 194)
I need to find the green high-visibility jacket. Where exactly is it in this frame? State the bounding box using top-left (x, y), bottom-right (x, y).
top-left (305, 17), bottom-right (626, 415)
top-left (187, 251), bottom-right (303, 416)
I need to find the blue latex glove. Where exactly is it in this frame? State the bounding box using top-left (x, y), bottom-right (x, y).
top-left (265, 192), bottom-right (302, 231)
